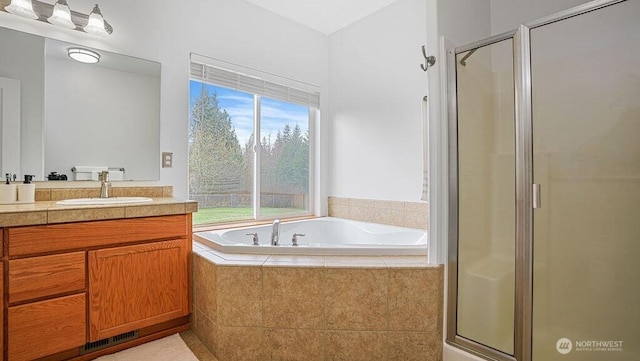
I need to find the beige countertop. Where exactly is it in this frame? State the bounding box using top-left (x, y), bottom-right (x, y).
top-left (0, 197), bottom-right (198, 227)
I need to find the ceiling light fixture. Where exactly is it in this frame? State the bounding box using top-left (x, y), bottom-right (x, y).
top-left (47, 0), bottom-right (75, 29)
top-left (4, 0), bottom-right (38, 19)
top-left (68, 48), bottom-right (101, 64)
top-left (83, 4), bottom-right (109, 37)
top-left (2, 1), bottom-right (112, 36)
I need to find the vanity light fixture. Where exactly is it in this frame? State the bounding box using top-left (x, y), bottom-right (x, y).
top-left (4, 0), bottom-right (38, 19)
top-left (1, 1), bottom-right (112, 36)
top-left (47, 0), bottom-right (75, 29)
top-left (68, 47), bottom-right (100, 64)
top-left (83, 4), bottom-right (108, 37)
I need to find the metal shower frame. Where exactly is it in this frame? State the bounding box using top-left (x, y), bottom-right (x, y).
top-left (445, 1), bottom-right (628, 361)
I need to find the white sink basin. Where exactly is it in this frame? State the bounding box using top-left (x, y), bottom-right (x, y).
top-left (56, 197), bottom-right (154, 205)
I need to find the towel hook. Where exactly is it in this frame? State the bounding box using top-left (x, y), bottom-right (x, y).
top-left (420, 45), bottom-right (436, 72)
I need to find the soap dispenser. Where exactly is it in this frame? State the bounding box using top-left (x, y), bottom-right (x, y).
top-left (17, 175), bottom-right (35, 203)
top-left (1, 173), bottom-right (18, 203)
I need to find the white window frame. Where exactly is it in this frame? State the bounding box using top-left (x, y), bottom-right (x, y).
top-left (189, 53), bottom-right (319, 222)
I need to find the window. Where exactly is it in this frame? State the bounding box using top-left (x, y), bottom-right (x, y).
top-left (189, 55), bottom-right (318, 225)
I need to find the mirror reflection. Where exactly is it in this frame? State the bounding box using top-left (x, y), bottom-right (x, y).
top-left (0, 26), bottom-right (161, 181)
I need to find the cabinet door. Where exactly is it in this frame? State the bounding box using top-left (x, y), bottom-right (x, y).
top-left (1, 262), bottom-right (3, 359)
top-left (88, 239), bottom-right (189, 341)
top-left (8, 294), bottom-right (86, 361)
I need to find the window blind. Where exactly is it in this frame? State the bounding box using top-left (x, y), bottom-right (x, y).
top-left (190, 59), bottom-right (320, 109)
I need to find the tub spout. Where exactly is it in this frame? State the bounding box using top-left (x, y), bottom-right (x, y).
top-left (271, 219), bottom-right (281, 246)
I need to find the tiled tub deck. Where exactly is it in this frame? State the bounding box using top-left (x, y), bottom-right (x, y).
top-left (191, 243), bottom-right (443, 361)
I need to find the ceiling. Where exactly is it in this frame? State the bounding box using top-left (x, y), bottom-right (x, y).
top-left (245, 0), bottom-right (400, 35)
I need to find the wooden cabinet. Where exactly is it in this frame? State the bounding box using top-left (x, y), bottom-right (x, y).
top-left (6, 252), bottom-right (87, 360)
top-left (3, 214), bottom-right (192, 360)
top-left (89, 238), bottom-right (190, 341)
top-left (9, 251), bottom-right (85, 303)
top-left (8, 294), bottom-right (86, 361)
top-left (0, 260), bottom-right (3, 359)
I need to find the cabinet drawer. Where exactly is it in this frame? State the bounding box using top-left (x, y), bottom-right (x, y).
top-left (9, 251), bottom-right (86, 304)
top-left (8, 293), bottom-right (86, 361)
top-left (8, 215), bottom-right (188, 256)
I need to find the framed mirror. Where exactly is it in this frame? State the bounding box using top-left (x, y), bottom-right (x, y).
top-left (0, 26), bottom-right (161, 181)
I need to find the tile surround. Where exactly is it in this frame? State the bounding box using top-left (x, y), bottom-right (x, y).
top-left (191, 248), bottom-right (444, 361)
top-left (0, 185), bottom-right (195, 227)
top-left (328, 196), bottom-right (428, 229)
top-left (36, 185), bottom-right (172, 201)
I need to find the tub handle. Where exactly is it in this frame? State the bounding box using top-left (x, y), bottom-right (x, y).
top-left (246, 233), bottom-right (259, 245)
top-left (292, 233), bottom-right (305, 246)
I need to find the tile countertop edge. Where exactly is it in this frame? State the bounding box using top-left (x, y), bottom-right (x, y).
top-left (0, 198), bottom-right (198, 227)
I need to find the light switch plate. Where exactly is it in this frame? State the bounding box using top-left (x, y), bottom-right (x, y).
top-left (162, 152), bottom-right (173, 168)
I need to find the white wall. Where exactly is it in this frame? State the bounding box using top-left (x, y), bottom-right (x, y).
top-left (490, 0), bottom-right (592, 35)
top-left (0, 0), bottom-right (329, 200)
top-left (327, 0), bottom-right (428, 201)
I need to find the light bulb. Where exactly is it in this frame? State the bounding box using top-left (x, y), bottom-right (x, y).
top-left (5, 0), bottom-right (38, 20)
top-left (47, 0), bottom-right (75, 29)
top-left (83, 4), bottom-right (109, 37)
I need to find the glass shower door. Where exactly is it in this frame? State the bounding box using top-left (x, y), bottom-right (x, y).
top-left (452, 37), bottom-right (516, 356)
top-left (530, 1), bottom-right (640, 360)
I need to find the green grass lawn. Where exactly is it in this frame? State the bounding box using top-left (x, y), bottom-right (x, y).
top-left (193, 207), bottom-right (303, 224)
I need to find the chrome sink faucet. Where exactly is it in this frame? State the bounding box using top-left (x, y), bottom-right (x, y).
top-left (271, 218), bottom-right (281, 246)
top-left (99, 171), bottom-right (111, 198)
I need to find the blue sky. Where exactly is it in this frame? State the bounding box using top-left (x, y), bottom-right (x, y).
top-left (189, 80), bottom-right (309, 147)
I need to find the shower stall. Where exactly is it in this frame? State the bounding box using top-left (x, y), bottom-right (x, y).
top-left (446, 0), bottom-right (639, 360)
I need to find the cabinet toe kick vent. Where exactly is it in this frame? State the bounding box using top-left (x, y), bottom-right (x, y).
top-left (80, 330), bottom-right (139, 355)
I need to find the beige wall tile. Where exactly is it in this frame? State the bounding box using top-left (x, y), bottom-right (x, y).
top-left (325, 268), bottom-right (388, 330)
top-left (388, 268), bottom-right (442, 332)
top-left (162, 186), bottom-right (174, 197)
top-left (375, 200), bottom-right (404, 210)
top-left (216, 266), bottom-right (262, 327)
top-left (405, 201), bottom-right (429, 229)
top-left (263, 267), bottom-right (325, 329)
top-left (349, 198), bottom-right (375, 208)
top-left (111, 186), bottom-right (164, 197)
top-left (194, 254), bottom-right (217, 322)
top-left (374, 208), bottom-right (405, 227)
top-left (51, 188), bottom-right (100, 200)
top-left (404, 209), bottom-right (428, 230)
top-left (387, 331), bottom-right (442, 361)
top-left (325, 256), bottom-right (387, 268)
top-left (264, 329), bottom-right (324, 361)
top-left (325, 331), bottom-right (387, 361)
top-left (328, 197), bottom-right (349, 206)
top-left (192, 309), bottom-right (218, 358)
top-left (404, 202), bottom-right (428, 213)
top-left (35, 188), bottom-right (51, 201)
top-left (216, 326), bottom-right (264, 361)
top-left (328, 197), bottom-right (429, 230)
top-left (328, 204), bottom-right (350, 218)
top-left (350, 206), bottom-right (375, 223)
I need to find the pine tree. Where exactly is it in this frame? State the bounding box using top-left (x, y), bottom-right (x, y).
top-left (188, 87), bottom-right (243, 195)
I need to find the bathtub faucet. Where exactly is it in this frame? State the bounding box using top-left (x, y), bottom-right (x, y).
top-left (271, 218), bottom-right (281, 246)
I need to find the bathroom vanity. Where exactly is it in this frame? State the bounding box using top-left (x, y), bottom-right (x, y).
top-left (0, 191), bottom-right (196, 361)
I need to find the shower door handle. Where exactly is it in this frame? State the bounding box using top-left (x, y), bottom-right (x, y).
top-left (532, 184), bottom-right (541, 209)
